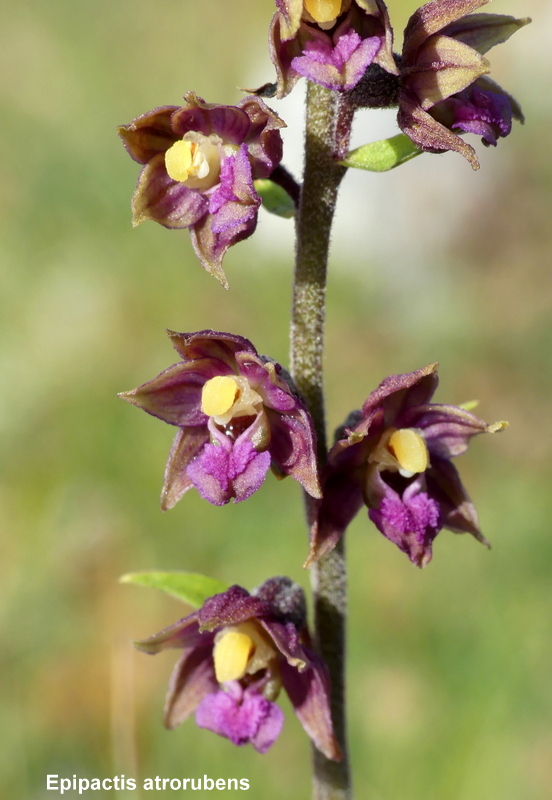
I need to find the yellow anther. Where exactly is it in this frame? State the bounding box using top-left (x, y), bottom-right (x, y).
top-left (201, 376), bottom-right (239, 418)
top-left (304, 0), bottom-right (342, 24)
top-left (213, 631), bottom-right (254, 683)
top-left (165, 140), bottom-right (202, 183)
top-left (388, 428), bottom-right (429, 475)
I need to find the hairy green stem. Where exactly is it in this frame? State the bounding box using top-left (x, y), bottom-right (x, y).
top-left (290, 82), bottom-right (351, 800)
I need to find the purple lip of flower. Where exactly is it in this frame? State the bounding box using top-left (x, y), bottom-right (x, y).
top-left (133, 578), bottom-right (342, 760)
top-left (118, 92), bottom-right (285, 288)
top-left (307, 363), bottom-right (507, 567)
top-left (118, 330), bottom-right (321, 509)
top-left (269, 0), bottom-right (397, 98)
top-left (434, 81), bottom-right (516, 147)
top-left (397, 0), bottom-right (530, 169)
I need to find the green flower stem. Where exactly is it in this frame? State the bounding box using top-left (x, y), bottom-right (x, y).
top-left (290, 81), bottom-right (351, 800)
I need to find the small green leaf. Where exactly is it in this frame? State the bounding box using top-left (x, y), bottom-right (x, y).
top-left (340, 134), bottom-right (422, 172)
top-left (254, 179), bottom-right (296, 218)
top-left (120, 571), bottom-right (228, 607)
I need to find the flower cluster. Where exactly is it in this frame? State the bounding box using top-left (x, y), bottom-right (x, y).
top-left (117, 0), bottom-right (521, 766)
top-left (269, 0), bottom-right (529, 169)
top-left (135, 578), bottom-right (341, 758)
top-left (119, 331), bottom-right (320, 509)
top-left (397, 0), bottom-right (529, 169)
top-left (308, 364), bottom-right (506, 567)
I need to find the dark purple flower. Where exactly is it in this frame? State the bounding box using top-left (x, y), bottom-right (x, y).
top-left (119, 330), bottom-right (321, 509)
top-left (308, 363), bottom-right (507, 567)
top-left (118, 93), bottom-right (285, 287)
top-left (270, 0), bottom-right (397, 97)
top-left (134, 578), bottom-right (341, 759)
top-left (398, 0), bottom-right (529, 169)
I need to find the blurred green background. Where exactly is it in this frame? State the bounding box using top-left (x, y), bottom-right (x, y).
top-left (1, 0), bottom-right (551, 798)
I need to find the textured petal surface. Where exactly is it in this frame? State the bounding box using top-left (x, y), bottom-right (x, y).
top-left (281, 652), bottom-right (342, 761)
top-left (238, 95), bottom-right (286, 179)
top-left (195, 684), bottom-right (284, 753)
top-left (291, 31), bottom-right (381, 91)
top-left (118, 106), bottom-right (179, 164)
top-left (409, 35), bottom-right (490, 108)
top-left (426, 456), bottom-right (487, 543)
top-left (403, 0), bottom-right (488, 62)
top-left (368, 477), bottom-right (442, 567)
top-left (131, 154), bottom-right (208, 229)
top-left (161, 427), bottom-right (210, 511)
top-left (198, 586), bottom-right (273, 632)
top-left (267, 409), bottom-right (321, 498)
top-left (403, 401), bottom-right (494, 458)
top-left (307, 473), bottom-right (365, 565)
top-left (442, 13), bottom-right (531, 56)
top-left (190, 147), bottom-right (260, 287)
top-left (398, 90), bottom-right (480, 169)
top-left (119, 359), bottom-right (231, 426)
top-left (171, 93), bottom-right (251, 144)
top-left (164, 645), bottom-right (218, 729)
top-left (186, 428), bottom-right (270, 506)
top-left (134, 614), bottom-right (203, 654)
top-left (362, 363), bottom-right (439, 425)
top-left (167, 329), bottom-right (256, 365)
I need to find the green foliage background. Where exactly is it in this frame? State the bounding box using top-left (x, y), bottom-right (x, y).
top-left (1, 0), bottom-right (551, 798)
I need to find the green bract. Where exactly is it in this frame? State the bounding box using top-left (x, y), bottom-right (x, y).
top-left (255, 178), bottom-right (296, 218)
top-left (120, 570), bottom-right (228, 608)
top-left (340, 134), bottom-right (422, 172)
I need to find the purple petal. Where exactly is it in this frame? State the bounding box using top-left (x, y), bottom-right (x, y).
top-left (280, 652), bottom-right (342, 761)
top-left (237, 95), bottom-right (285, 179)
top-left (167, 329), bottom-right (257, 365)
top-left (195, 684), bottom-right (284, 753)
top-left (398, 89), bottom-right (480, 169)
top-left (231, 440), bottom-right (272, 503)
top-left (190, 147), bottom-right (260, 286)
top-left (161, 427), bottom-right (210, 511)
top-left (426, 456), bottom-right (488, 544)
top-left (210, 146), bottom-right (259, 212)
top-left (368, 479), bottom-right (442, 567)
top-left (235, 354), bottom-right (297, 413)
top-left (186, 429), bottom-right (271, 506)
top-left (133, 614), bottom-right (204, 654)
top-left (267, 409), bottom-right (321, 499)
top-left (403, 402), bottom-right (493, 459)
top-left (118, 106), bottom-right (179, 164)
top-left (362, 363), bottom-right (439, 428)
top-left (164, 644), bottom-right (218, 729)
top-left (402, 0), bottom-right (488, 63)
top-left (306, 472), bottom-right (365, 566)
top-left (171, 93), bottom-right (251, 144)
top-left (441, 13), bottom-right (531, 56)
top-left (449, 85), bottom-right (513, 145)
top-left (119, 358), bottom-right (233, 427)
top-left (198, 585), bottom-right (272, 632)
top-left (258, 618), bottom-right (309, 670)
top-left (269, 12), bottom-right (304, 99)
top-left (185, 434), bottom-right (232, 505)
top-left (291, 31), bottom-right (381, 91)
top-left (131, 154), bottom-right (209, 229)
